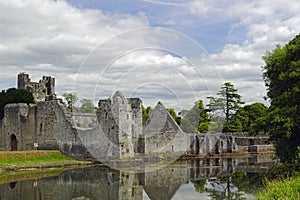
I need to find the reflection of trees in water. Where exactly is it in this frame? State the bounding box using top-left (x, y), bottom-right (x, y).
top-left (0, 156), bottom-right (274, 200)
top-left (192, 172), bottom-right (265, 200)
top-left (230, 172), bottom-right (265, 194)
top-left (192, 179), bottom-right (206, 193)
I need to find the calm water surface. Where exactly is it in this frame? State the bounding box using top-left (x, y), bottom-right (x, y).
top-left (0, 155), bottom-right (276, 200)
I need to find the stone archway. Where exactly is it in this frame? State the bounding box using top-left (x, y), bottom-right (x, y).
top-left (10, 134), bottom-right (17, 151)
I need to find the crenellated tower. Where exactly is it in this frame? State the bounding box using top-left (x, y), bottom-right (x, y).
top-left (17, 72), bottom-right (56, 102)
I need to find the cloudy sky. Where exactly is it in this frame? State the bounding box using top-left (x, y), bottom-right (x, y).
top-left (1, 0), bottom-right (300, 111)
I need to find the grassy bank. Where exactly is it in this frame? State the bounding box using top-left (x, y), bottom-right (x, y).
top-left (0, 150), bottom-right (92, 172)
top-left (257, 175), bottom-right (300, 200)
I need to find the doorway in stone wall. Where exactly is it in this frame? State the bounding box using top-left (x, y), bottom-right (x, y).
top-left (10, 134), bottom-right (17, 151)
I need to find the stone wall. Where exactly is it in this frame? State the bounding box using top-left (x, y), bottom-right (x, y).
top-left (96, 91), bottom-right (143, 159)
top-left (1, 102), bottom-right (43, 151)
top-left (17, 72), bottom-right (56, 102)
top-left (0, 100), bottom-right (93, 160)
top-left (143, 102), bottom-right (189, 154)
top-left (72, 113), bottom-right (97, 128)
top-left (0, 88), bottom-right (274, 162)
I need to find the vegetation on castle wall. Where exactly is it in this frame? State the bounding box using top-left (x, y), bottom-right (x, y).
top-left (0, 88), bottom-right (34, 120)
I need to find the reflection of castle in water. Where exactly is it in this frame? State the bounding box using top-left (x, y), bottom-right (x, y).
top-left (0, 155), bottom-right (276, 200)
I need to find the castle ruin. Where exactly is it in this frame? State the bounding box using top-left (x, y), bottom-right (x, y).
top-left (0, 73), bottom-right (274, 163)
top-left (17, 72), bottom-right (56, 102)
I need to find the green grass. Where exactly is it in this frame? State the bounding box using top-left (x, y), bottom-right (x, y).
top-left (0, 150), bottom-right (91, 169)
top-left (0, 151), bottom-right (93, 184)
top-left (257, 175), bottom-right (300, 200)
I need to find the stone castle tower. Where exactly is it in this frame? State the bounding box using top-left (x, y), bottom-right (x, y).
top-left (17, 72), bottom-right (56, 102)
top-left (97, 91), bottom-right (143, 158)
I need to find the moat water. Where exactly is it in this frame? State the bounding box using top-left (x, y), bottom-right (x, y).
top-left (0, 155), bottom-right (277, 200)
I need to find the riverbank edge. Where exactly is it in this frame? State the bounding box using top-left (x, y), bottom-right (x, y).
top-left (0, 150), bottom-right (95, 174)
top-left (257, 174), bottom-right (300, 199)
top-left (0, 150), bottom-right (275, 172)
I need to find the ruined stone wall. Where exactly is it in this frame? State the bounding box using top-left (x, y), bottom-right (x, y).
top-left (234, 136), bottom-right (269, 146)
top-left (98, 98), bottom-right (118, 143)
top-left (96, 91), bottom-right (143, 159)
top-left (0, 87), bottom-right (274, 161)
top-left (0, 92), bottom-right (142, 161)
top-left (128, 98), bottom-right (143, 154)
top-left (0, 101), bottom-right (93, 160)
top-left (188, 133), bottom-right (272, 156)
top-left (17, 72), bottom-right (56, 102)
top-left (112, 92), bottom-right (135, 158)
top-left (72, 113), bottom-right (97, 128)
top-left (98, 99), bottom-right (120, 159)
top-left (0, 103), bottom-right (39, 151)
top-left (0, 102), bottom-right (60, 151)
top-left (143, 102), bottom-right (189, 154)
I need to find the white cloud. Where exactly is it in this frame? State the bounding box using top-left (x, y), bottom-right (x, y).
top-left (0, 0), bottom-right (149, 94)
top-left (2, 0), bottom-right (300, 111)
top-left (187, 0), bottom-right (300, 104)
top-left (188, 0), bottom-right (211, 16)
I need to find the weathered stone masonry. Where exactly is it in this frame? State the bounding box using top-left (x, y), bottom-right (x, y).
top-left (18, 72), bottom-right (56, 102)
top-left (0, 73), bottom-right (274, 161)
top-left (0, 100), bottom-right (91, 159)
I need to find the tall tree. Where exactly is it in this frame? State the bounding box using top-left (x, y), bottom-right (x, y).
top-left (62, 92), bottom-right (78, 112)
top-left (263, 34), bottom-right (300, 163)
top-left (208, 82), bottom-right (244, 132)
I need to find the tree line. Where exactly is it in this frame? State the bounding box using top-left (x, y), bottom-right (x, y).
top-left (144, 33), bottom-right (300, 164)
top-left (0, 33), bottom-right (299, 164)
top-left (143, 81), bottom-right (268, 135)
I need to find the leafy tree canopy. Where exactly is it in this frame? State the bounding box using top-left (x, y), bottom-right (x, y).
top-left (263, 33), bottom-right (300, 163)
top-left (167, 108), bottom-right (181, 125)
top-left (207, 82), bottom-right (244, 132)
top-left (232, 103), bottom-right (268, 134)
top-left (142, 105), bottom-right (152, 125)
top-left (0, 88), bottom-right (34, 120)
top-left (80, 99), bottom-right (96, 113)
top-left (180, 100), bottom-right (209, 133)
top-left (62, 92), bottom-right (78, 111)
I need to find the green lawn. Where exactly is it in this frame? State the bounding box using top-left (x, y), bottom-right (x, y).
top-left (0, 150), bottom-right (92, 184)
top-left (0, 150), bottom-right (91, 169)
top-left (257, 175), bottom-right (300, 200)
